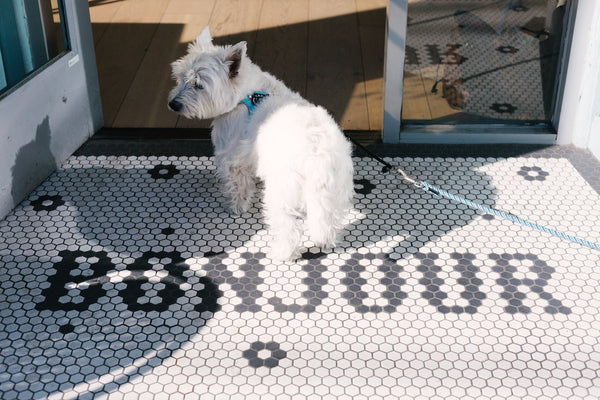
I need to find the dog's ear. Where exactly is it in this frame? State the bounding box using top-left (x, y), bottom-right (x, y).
top-left (197, 26), bottom-right (213, 45)
top-left (224, 41), bottom-right (246, 79)
top-left (189, 26), bottom-right (213, 52)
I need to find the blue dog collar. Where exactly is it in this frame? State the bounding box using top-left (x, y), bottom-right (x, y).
top-left (241, 91), bottom-right (269, 114)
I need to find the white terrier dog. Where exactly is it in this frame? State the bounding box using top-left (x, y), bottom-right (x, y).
top-left (168, 27), bottom-right (354, 261)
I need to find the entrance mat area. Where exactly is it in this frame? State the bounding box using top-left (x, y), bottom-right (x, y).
top-left (1, 146), bottom-right (600, 399)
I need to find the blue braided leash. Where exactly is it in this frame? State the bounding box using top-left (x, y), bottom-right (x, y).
top-left (417, 180), bottom-right (600, 251)
top-left (343, 134), bottom-right (600, 251)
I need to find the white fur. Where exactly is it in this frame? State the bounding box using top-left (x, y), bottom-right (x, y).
top-left (168, 27), bottom-right (354, 261)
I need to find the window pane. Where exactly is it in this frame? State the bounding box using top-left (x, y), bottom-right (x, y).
top-left (402, 0), bottom-right (570, 125)
top-left (0, 0), bottom-right (69, 95)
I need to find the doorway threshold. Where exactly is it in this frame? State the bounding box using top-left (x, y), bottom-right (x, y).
top-left (399, 124), bottom-right (557, 144)
top-left (92, 128), bottom-right (383, 144)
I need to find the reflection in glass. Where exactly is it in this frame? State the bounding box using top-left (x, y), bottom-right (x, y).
top-left (402, 0), bottom-right (569, 124)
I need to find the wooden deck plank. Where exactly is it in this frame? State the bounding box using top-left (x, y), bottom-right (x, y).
top-left (95, 23), bottom-right (160, 127)
top-left (113, 10), bottom-right (215, 128)
top-left (356, 0), bottom-right (386, 131)
top-left (307, 0), bottom-right (369, 130)
top-left (163, 0), bottom-right (215, 16)
top-left (94, 0), bottom-right (170, 127)
top-left (355, 0), bottom-right (388, 24)
top-left (109, 0), bottom-right (170, 23)
top-left (176, 0), bottom-right (263, 128)
top-left (359, 27), bottom-right (384, 131)
top-left (113, 0), bottom-right (216, 128)
top-left (205, 0), bottom-right (263, 41)
top-left (92, 0), bottom-right (385, 133)
top-left (253, 0), bottom-right (309, 97)
top-left (402, 73), bottom-right (433, 120)
top-left (88, 0), bottom-right (123, 45)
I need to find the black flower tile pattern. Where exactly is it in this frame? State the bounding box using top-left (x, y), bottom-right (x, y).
top-left (518, 165), bottom-right (549, 181)
top-left (0, 150), bottom-right (599, 399)
top-left (148, 163), bottom-right (180, 180)
top-left (243, 341), bottom-right (287, 369)
top-left (30, 194), bottom-right (65, 211)
top-left (354, 178), bottom-right (376, 195)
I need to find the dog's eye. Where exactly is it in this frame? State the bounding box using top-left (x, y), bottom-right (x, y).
top-left (194, 82), bottom-right (204, 90)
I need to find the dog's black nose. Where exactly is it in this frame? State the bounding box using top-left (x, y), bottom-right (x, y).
top-left (168, 99), bottom-right (183, 112)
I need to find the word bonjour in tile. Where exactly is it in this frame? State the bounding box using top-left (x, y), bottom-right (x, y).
top-left (36, 248), bottom-right (571, 317)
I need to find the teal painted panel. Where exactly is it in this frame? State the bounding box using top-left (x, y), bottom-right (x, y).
top-left (0, 0), bottom-right (30, 87)
top-left (0, 47), bottom-right (7, 91)
top-left (0, 0), bottom-right (68, 95)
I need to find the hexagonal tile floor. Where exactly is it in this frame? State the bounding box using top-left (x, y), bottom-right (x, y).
top-left (1, 142), bottom-right (600, 399)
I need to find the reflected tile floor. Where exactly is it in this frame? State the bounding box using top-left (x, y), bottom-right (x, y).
top-left (404, 0), bottom-right (555, 121)
top-left (1, 141), bottom-right (600, 399)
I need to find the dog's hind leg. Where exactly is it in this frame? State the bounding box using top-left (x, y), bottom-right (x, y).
top-left (303, 132), bottom-right (354, 251)
top-left (262, 179), bottom-right (303, 261)
top-left (305, 195), bottom-right (338, 250)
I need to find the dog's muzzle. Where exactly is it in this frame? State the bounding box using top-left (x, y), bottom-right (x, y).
top-left (168, 98), bottom-right (183, 112)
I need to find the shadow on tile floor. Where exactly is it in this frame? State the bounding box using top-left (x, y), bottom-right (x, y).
top-left (2, 142), bottom-right (600, 398)
top-left (0, 150), bottom-right (498, 397)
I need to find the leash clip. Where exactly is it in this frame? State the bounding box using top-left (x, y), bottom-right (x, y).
top-left (394, 168), bottom-right (417, 185)
top-left (393, 167), bottom-right (441, 197)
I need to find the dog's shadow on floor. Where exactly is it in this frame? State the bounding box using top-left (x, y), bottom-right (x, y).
top-left (341, 155), bottom-right (498, 260)
top-left (3, 154), bottom-right (497, 397)
top-left (3, 159), bottom-right (233, 397)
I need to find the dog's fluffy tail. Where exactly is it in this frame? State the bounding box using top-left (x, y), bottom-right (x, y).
top-left (304, 121), bottom-right (354, 249)
top-left (255, 102), bottom-right (354, 254)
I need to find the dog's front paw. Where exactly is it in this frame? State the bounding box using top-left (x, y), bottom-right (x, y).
top-left (228, 201), bottom-right (249, 216)
top-left (268, 242), bottom-right (300, 263)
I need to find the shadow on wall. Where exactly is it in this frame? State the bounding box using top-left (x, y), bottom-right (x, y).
top-left (10, 116), bottom-right (57, 209)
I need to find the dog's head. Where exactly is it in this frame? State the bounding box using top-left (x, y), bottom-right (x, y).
top-left (168, 26), bottom-right (247, 119)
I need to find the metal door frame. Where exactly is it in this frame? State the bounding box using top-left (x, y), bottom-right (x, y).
top-left (383, 0), bottom-right (577, 144)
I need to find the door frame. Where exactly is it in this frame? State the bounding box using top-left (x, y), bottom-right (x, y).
top-left (0, 0), bottom-right (102, 219)
top-left (383, 0), bottom-right (577, 144)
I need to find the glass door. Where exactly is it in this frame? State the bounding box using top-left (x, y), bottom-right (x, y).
top-left (384, 0), bottom-right (575, 143)
top-left (0, 0), bottom-right (102, 218)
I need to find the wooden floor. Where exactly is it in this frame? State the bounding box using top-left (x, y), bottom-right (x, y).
top-left (89, 0), bottom-right (386, 132)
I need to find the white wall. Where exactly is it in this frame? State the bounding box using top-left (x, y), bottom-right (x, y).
top-left (0, 0), bottom-right (102, 219)
top-left (557, 0), bottom-right (600, 159)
